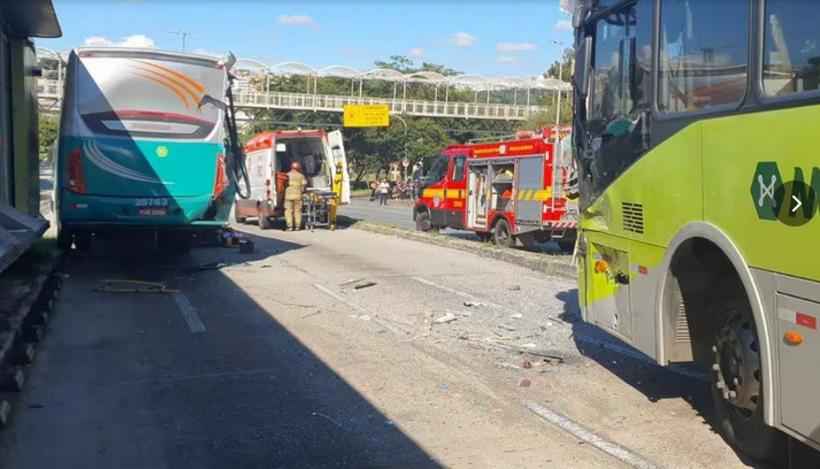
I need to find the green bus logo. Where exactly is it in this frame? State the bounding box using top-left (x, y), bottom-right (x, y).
top-left (751, 162), bottom-right (818, 226)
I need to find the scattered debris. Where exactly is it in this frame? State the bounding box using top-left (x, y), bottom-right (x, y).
top-left (433, 313), bottom-right (458, 324)
top-left (519, 378), bottom-right (532, 387)
top-left (358, 315), bottom-right (372, 321)
top-left (312, 411), bottom-right (344, 429)
top-left (510, 313), bottom-right (523, 320)
top-left (339, 278), bottom-right (366, 287)
top-left (95, 279), bottom-right (178, 294)
top-left (301, 310), bottom-right (324, 319)
top-left (463, 300), bottom-right (486, 308)
top-left (191, 261), bottom-right (228, 272)
top-left (353, 281), bottom-right (378, 290)
top-left (498, 324), bottom-right (517, 332)
top-left (519, 342), bottom-right (537, 348)
top-left (508, 285), bottom-right (521, 291)
top-left (522, 360), bottom-right (533, 369)
top-left (498, 362), bottom-right (521, 370)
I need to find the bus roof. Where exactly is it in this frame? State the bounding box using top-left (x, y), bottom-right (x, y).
top-left (74, 47), bottom-right (222, 67)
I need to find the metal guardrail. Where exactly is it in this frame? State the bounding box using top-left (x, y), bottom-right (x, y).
top-left (35, 79), bottom-right (544, 121)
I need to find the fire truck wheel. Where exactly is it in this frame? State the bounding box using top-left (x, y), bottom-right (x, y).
top-left (518, 232), bottom-right (539, 251)
top-left (710, 296), bottom-right (785, 463)
top-left (415, 211), bottom-right (433, 232)
top-left (493, 219), bottom-right (514, 248)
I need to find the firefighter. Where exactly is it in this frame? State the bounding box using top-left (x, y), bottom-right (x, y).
top-left (329, 161), bottom-right (344, 230)
top-left (284, 161), bottom-right (307, 231)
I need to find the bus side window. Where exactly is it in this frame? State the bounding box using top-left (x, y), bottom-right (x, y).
top-left (584, 0), bottom-right (652, 203)
top-left (452, 156), bottom-right (466, 182)
top-left (657, 0), bottom-right (749, 112)
top-left (762, 1), bottom-right (820, 97)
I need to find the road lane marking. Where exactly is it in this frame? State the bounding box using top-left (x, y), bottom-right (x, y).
top-left (173, 292), bottom-right (206, 334)
top-left (411, 276), bottom-right (502, 308)
top-left (525, 401), bottom-right (659, 469)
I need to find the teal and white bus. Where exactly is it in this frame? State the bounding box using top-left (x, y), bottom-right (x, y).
top-left (55, 47), bottom-right (245, 251)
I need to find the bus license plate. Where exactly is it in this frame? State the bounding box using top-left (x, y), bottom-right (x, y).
top-left (139, 208), bottom-right (167, 216)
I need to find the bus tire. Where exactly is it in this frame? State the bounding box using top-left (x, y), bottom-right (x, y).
top-left (415, 210), bottom-right (432, 232)
top-left (493, 219), bottom-right (513, 248)
top-left (710, 296), bottom-right (785, 463)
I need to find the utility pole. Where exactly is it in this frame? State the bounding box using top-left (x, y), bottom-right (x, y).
top-left (169, 31), bottom-right (191, 52)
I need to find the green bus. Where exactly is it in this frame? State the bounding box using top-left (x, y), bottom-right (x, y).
top-left (571, 0), bottom-right (820, 462)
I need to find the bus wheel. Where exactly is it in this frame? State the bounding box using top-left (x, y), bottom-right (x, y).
top-left (415, 210), bottom-right (432, 232)
top-left (493, 219), bottom-right (514, 248)
top-left (710, 298), bottom-right (784, 462)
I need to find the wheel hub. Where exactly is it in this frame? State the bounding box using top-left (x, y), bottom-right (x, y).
top-left (713, 317), bottom-right (761, 416)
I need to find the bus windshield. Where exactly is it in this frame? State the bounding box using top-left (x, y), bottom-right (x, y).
top-left (72, 50), bottom-right (226, 140)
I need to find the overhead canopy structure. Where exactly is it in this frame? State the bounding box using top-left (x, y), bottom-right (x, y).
top-left (228, 59), bottom-right (570, 92)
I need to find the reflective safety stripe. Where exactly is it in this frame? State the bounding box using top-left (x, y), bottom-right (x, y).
top-left (516, 188), bottom-right (552, 201)
top-left (422, 188), bottom-right (445, 198)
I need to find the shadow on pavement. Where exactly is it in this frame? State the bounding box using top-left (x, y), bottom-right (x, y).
top-left (1, 236), bottom-right (442, 469)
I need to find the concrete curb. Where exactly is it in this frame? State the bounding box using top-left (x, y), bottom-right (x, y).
top-left (338, 216), bottom-right (577, 280)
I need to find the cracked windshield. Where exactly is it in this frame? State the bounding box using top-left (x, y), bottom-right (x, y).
top-left (2, 0), bottom-right (820, 467)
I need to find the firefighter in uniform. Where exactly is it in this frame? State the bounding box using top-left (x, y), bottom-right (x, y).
top-left (284, 162), bottom-right (307, 231)
top-left (329, 161), bottom-right (344, 230)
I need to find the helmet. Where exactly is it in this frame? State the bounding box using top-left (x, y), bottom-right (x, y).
top-left (291, 161), bottom-right (302, 171)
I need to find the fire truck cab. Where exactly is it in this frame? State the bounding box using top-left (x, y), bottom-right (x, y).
top-left (414, 132), bottom-right (577, 250)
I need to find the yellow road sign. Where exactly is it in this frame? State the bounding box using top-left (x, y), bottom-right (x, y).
top-left (343, 104), bottom-right (390, 127)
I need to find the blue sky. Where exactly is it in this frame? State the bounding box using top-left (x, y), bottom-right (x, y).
top-left (37, 1), bottom-right (573, 78)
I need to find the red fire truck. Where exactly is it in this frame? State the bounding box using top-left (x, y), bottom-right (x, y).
top-left (413, 132), bottom-right (577, 250)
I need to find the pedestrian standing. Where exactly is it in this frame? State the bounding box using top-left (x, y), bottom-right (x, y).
top-left (377, 179), bottom-right (390, 206)
top-left (284, 162), bottom-right (307, 231)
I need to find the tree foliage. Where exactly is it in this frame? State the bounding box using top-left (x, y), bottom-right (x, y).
top-left (38, 114), bottom-right (59, 162)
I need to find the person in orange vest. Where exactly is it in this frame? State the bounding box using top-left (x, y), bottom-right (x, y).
top-left (284, 162), bottom-right (307, 231)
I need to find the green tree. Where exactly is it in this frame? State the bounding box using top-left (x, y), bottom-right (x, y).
top-left (546, 48), bottom-right (575, 82)
top-left (38, 114), bottom-right (59, 163)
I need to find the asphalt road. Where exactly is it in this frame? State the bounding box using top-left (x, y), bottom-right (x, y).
top-left (341, 197), bottom-right (417, 231)
top-left (0, 225), bottom-right (755, 468)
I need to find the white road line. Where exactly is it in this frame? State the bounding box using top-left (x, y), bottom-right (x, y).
top-left (525, 401), bottom-right (659, 469)
top-left (411, 276), bottom-right (503, 308)
top-left (173, 293), bottom-right (206, 334)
